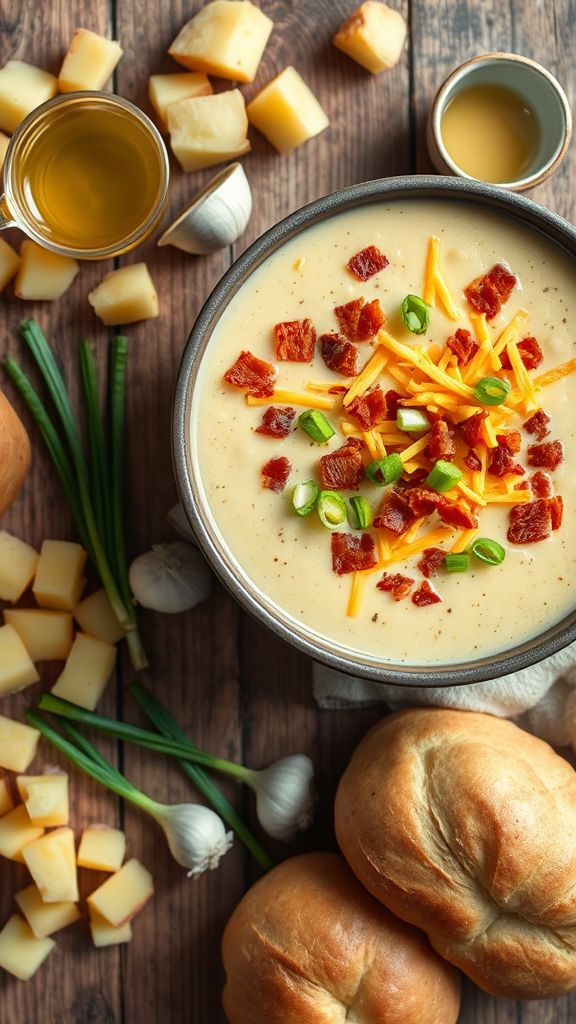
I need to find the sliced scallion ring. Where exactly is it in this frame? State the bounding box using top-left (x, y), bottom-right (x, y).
top-left (470, 537), bottom-right (506, 565)
top-left (444, 552), bottom-right (469, 573)
top-left (365, 452), bottom-right (404, 486)
top-left (291, 480), bottom-right (319, 517)
top-left (397, 408), bottom-right (431, 433)
top-left (473, 376), bottom-right (511, 406)
top-left (426, 459), bottom-right (463, 493)
top-left (317, 490), bottom-right (347, 528)
top-left (401, 294), bottom-right (430, 335)
top-left (348, 495), bottom-right (372, 529)
top-left (298, 409), bottom-right (335, 443)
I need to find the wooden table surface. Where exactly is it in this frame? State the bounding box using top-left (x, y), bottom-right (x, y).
top-left (2, 1), bottom-right (576, 1021)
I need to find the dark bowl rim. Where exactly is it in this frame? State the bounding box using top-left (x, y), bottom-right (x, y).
top-left (173, 173), bottom-right (576, 688)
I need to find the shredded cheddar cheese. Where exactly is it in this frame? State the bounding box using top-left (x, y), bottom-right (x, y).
top-left (450, 528), bottom-right (478, 554)
top-left (399, 434), bottom-right (430, 463)
top-left (456, 481), bottom-right (487, 507)
top-left (484, 490), bottom-right (532, 504)
top-left (343, 349), bottom-right (388, 407)
top-left (377, 329), bottom-right (474, 399)
top-left (505, 338), bottom-right (538, 411)
top-left (247, 390), bottom-right (335, 410)
top-left (380, 527), bottom-right (455, 566)
top-left (471, 313), bottom-right (489, 345)
top-left (534, 357), bottom-right (576, 389)
top-left (422, 236), bottom-right (461, 320)
top-left (347, 572), bottom-right (366, 617)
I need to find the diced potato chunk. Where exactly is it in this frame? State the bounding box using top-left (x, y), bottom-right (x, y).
top-left (167, 89), bottom-right (250, 172)
top-left (87, 858), bottom-right (154, 926)
top-left (14, 241), bottom-right (79, 301)
top-left (0, 60), bottom-right (57, 134)
top-left (74, 589), bottom-right (125, 645)
top-left (0, 530), bottom-right (39, 602)
top-left (22, 827), bottom-right (79, 903)
top-left (0, 804), bottom-right (44, 861)
top-left (0, 777), bottom-right (13, 817)
top-left (51, 632), bottom-right (117, 710)
top-left (17, 774), bottom-right (69, 827)
top-left (88, 262), bottom-right (159, 326)
top-left (0, 132), bottom-right (9, 168)
top-left (246, 67), bottom-right (329, 153)
top-left (148, 72), bottom-right (212, 132)
top-left (33, 539), bottom-right (87, 611)
top-left (78, 824), bottom-right (126, 871)
top-left (0, 237), bottom-right (20, 293)
top-left (0, 715), bottom-right (40, 773)
top-left (15, 884), bottom-right (80, 938)
top-left (58, 28), bottom-right (123, 92)
top-left (0, 914), bottom-right (55, 980)
top-left (89, 909), bottom-right (132, 947)
top-left (0, 623), bottom-right (40, 696)
top-left (4, 609), bottom-right (73, 662)
top-left (168, 0), bottom-right (273, 83)
top-left (333, 1), bottom-right (407, 74)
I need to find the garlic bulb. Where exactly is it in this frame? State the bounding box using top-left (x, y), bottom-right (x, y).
top-left (157, 162), bottom-right (252, 255)
top-left (168, 502), bottom-right (197, 544)
top-left (129, 542), bottom-right (212, 613)
top-left (246, 755), bottom-right (315, 842)
top-left (150, 802), bottom-right (234, 877)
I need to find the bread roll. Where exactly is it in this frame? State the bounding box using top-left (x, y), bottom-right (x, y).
top-left (335, 709), bottom-right (576, 999)
top-left (0, 390), bottom-right (31, 517)
top-left (222, 851), bottom-right (460, 1024)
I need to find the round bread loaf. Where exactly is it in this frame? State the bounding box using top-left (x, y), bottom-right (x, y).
top-left (222, 851), bottom-right (461, 1024)
top-left (335, 708), bottom-right (576, 999)
top-left (0, 390), bottom-right (31, 518)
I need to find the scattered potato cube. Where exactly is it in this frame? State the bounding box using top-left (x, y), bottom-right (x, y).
top-left (74, 589), bottom-right (125, 645)
top-left (0, 236), bottom-right (20, 294)
top-left (88, 262), bottom-right (159, 326)
top-left (51, 632), bottom-right (117, 711)
top-left (87, 858), bottom-right (154, 926)
top-left (0, 60), bottom-right (57, 134)
top-left (0, 530), bottom-right (39, 602)
top-left (14, 240), bottom-right (79, 301)
top-left (15, 884), bottom-right (80, 938)
top-left (148, 72), bottom-right (212, 132)
top-left (0, 623), bottom-right (40, 696)
top-left (78, 824), bottom-right (126, 872)
top-left (58, 28), bottom-right (123, 92)
top-left (0, 715), bottom-right (40, 773)
top-left (246, 66), bottom-right (329, 153)
top-left (33, 539), bottom-right (87, 611)
top-left (0, 804), bottom-right (44, 861)
top-left (17, 774), bottom-right (69, 827)
top-left (0, 914), bottom-right (55, 980)
top-left (23, 827), bottom-right (79, 903)
top-left (168, 0), bottom-right (273, 83)
top-left (0, 131), bottom-right (9, 168)
top-left (89, 909), bottom-right (132, 947)
top-left (0, 777), bottom-right (14, 817)
top-left (4, 609), bottom-right (74, 662)
top-left (167, 89), bottom-right (250, 172)
top-left (333, 1), bottom-right (407, 74)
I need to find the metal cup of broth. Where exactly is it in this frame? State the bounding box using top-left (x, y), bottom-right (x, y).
top-left (0, 92), bottom-right (170, 259)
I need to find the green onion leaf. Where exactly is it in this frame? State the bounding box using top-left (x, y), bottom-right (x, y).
top-left (401, 294), bottom-right (430, 335)
top-left (365, 452), bottom-right (404, 486)
top-left (426, 460), bottom-right (463, 493)
top-left (470, 537), bottom-right (506, 565)
top-left (444, 552), bottom-right (470, 573)
top-left (473, 376), bottom-right (511, 406)
top-left (298, 409), bottom-right (335, 443)
top-left (292, 480), bottom-right (319, 516)
top-left (397, 408), bottom-right (431, 433)
top-left (348, 496), bottom-right (372, 529)
top-left (317, 490), bottom-right (347, 528)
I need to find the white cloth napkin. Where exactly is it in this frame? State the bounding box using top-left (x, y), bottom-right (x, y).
top-left (313, 643), bottom-right (576, 751)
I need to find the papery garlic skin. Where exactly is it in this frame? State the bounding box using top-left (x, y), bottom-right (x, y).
top-left (249, 755), bottom-right (315, 842)
top-left (129, 542), bottom-right (211, 613)
top-left (151, 803), bottom-right (233, 877)
top-left (168, 503), bottom-right (197, 545)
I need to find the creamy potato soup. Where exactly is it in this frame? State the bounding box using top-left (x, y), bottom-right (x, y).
top-left (191, 201), bottom-right (576, 665)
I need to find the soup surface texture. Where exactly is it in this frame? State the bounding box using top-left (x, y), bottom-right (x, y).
top-left (191, 200), bottom-right (576, 667)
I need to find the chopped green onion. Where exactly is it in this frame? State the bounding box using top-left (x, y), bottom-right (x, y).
top-left (473, 376), bottom-right (511, 406)
top-left (292, 480), bottom-right (319, 516)
top-left (444, 552), bottom-right (470, 573)
top-left (298, 409), bottom-right (335, 443)
top-left (401, 294), bottom-right (430, 335)
top-left (470, 537), bottom-right (506, 565)
top-left (397, 408), bottom-right (431, 433)
top-left (348, 496), bottom-right (372, 529)
top-left (317, 490), bottom-right (347, 528)
top-left (365, 452), bottom-right (404, 486)
top-left (426, 459), bottom-right (463, 493)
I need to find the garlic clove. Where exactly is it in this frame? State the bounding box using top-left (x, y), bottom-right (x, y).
top-left (128, 541), bottom-right (212, 613)
top-left (151, 802), bottom-right (233, 877)
top-left (156, 162), bottom-right (252, 255)
top-left (168, 502), bottom-right (197, 545)
top-left (250, 754), bottom-right (316, 842)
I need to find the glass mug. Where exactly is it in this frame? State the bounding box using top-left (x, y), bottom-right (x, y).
top-left (0, 92), bottom-right (170, 260)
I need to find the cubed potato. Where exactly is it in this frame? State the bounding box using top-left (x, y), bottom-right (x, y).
top-left (0, 715), bottom-right (40, 773)
top-left (15, 884), bottom-right (80, 938)
top-left (14, 240), bottom-right (79, 301)
top-left (0, 530), bottom-right (39, 602)
top-left (0, 804), bottom-right (44, 861)
top-left (0, 914), bottom-right (55, 980)
top-left (4, 609), bottom-right (74, 662)
top-left (89, 909), bottom-right (132, 948)
top-left (22, 827), bottom-right (79, 903)
top-left (0, 132), bottom-right (9, 168)
top-left (0, 236), bottom-right (20, 293)
top-left (333, 2), bottom-right (407, 74)
top-left (17, 774), bottom-right (69, 827)
top-left (33, 539), bottom-right (87, 611)
top-left (88, 263), bottom-right (159, 326)
top-left (148, 72), bottom-right (212, 132)
top-left (87, 858), bottom-right (154, 926)
top-left (51, 632), bottom-right (116, 710)
top-left (0, 777), bottom-right (14, 817)
top-left (167, 89), bottom-right (250, 172)
top-left (246, 66), bottom-right (329, 153)
top-left (0, 60), bottom-right (57, 134)
top-left (0, 623), bottom-right (40, 696)
top-left (74, 589), bottom-right (125, 645)
top-left (58, 28), bottom-right (123, 92)
top-left (77, 824), bottom-right (126, 872)
top-left (168, 0), bottom-right (273, 83)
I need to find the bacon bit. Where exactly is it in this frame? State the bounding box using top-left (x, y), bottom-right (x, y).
top-left (347, 245), bottom-right (389, 281)
top-left (255, 406), bottom-right (296, 439)
top-left (459, 410), bottom-right (488, 448)
top-left (412, 580), bottom-right (442, 607)
top-left (464, 449), bottom-right (482, 472)
top-left (446, 328), bottom-right (478, 366)
top-left (527, 440), bottom-right (565, 471)
top-left (224, 350), bottom-right (276, 398)
top-left (548, 495), bottom-right (563, 530)
top-left (523, 409), bottom-right (551, 440)
top-left (261, 456), bottom-right (291, 493)
top-left (406, 487), bottom-right (441, 517)
top-left (335, 298), bottom-right (363, 339)
top-left (437, 499), bottom-right (478, 530)
top-left (335, 297), bottom-right (386, 341)
top-left (319, 334), bottom-right (359, 376)
top-left (496, 430), bottom-right (522, 454)
top-left (488, 444), bottom-right (525, 477)
top-left (501, 335), bottom-right (544, 371)
top-left (417, 547), bottom-right (446, 578)
top-left (376, 572), bottom-right (414, 601)
top-left (385, 389), bottom-right (403, 419)
top-left (373, 489), bottom-right (416, 535)
top-left (319, 437), bottom-right (365, 491)
top-left (464, 263), bottom-right (517, 320)
top-left (402, 467), bottom-right (429, 487)
top-left (529, 471), bottom-right (552, 498)
top-left (274, 319), bottom-right (316, 362)
top-left (508, 499), bottom-right (551, 544)
top-left (348, 386), bottom-right (387, 429)
top-left (427, 419), bottom-right (456, 462)
top-left (331, 532), bottom-right (377, 575)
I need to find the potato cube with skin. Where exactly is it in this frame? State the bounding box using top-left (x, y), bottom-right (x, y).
top-left (88, 262), bottom-right (159, 326)
top-left (4, 609), bottom-right (74, 662)
top-left (0, 804), bottom-right (44, 861)
top-left (17, 774), bottom-right (69, 827)
top-left (246, 67), bottom-right (329, 153)
top-left (58, 29), bottom-right (123, 92)
top-left (0, 914), bottom-right (55, 980)
top-left (33, 539), bottom-right (87, 611)
top-left (77, 824), bottom-right (126, 871)
top-left (0, 715), bottom-right (40, 773)
top-left (87, 858), bottom-right (154, 926)
top-left (333, 2), bottom-right (407, 74)
top-left (148, 72), bottom-right (212, 132)
top-left (168, 89), bottom-right (250, 173)
top-left (74, 589), bottom-right (125, 645)
top-left (90, 909), bottom-right (132, 948)
top-left (0, 60), bottom-right (57, 134)
top-left (0, 623), bottom-right (40, 696)
top-left (168, 0), bottom-right (273, 83)
top-left (0, 777), bottom-right (13, 817)
top-left (0, 530), bottom-right (39, 602)
top-left (0, 236), bottom-right (20, 294)
top-left (23, 827), bottom-right (79, 903)
top-left (14, 240), bottom-right (79, 301)
top-left (15, 884), bottom-right (80, 938)
top-left (51, 632), bottom-right (117, 710)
